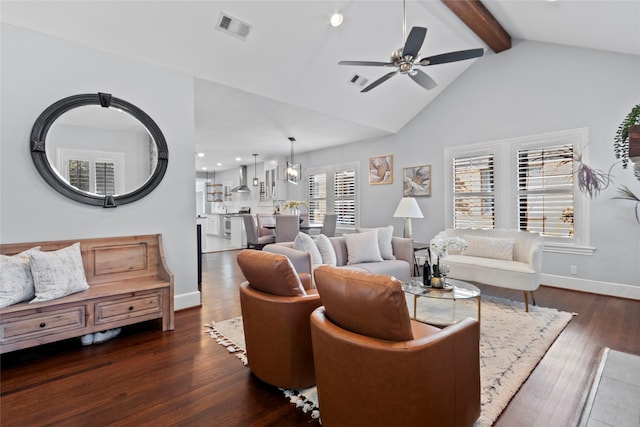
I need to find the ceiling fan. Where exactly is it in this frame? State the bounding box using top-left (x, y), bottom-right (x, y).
top-left (339, 0), bottom-right (484, 93)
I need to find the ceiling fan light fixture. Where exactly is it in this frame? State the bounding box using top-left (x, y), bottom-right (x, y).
top-left (330, 13), bottom-right (343, 27)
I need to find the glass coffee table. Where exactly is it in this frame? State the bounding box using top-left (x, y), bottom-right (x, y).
top-left (401, 278), bottom-right (481, 326)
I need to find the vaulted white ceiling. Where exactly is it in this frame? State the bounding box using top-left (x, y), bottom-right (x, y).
top-left (2, 1), bottom-right (639, 172)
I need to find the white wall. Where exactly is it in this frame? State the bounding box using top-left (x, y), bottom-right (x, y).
top-left (0, 24), bottom-right (200, 309)
top-left (297, 40), bottom-right (640, 294)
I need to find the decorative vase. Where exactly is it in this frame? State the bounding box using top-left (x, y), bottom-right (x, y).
top-left (430, 277), bottom-right (443, 289)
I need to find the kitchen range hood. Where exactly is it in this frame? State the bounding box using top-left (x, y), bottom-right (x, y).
top-left (231, 165), bottom-right (251, 193)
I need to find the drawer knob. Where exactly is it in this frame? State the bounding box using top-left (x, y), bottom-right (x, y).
top-left (128, 306), bottom-right (134, 311)
top-left (39, 322), bottom-right (46, 328)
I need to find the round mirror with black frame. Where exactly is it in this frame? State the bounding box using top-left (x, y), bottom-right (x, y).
top-left (30, 92), bottom-right (169, 208)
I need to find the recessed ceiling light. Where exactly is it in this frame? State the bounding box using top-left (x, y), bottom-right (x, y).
top-left (217, 162), bottom-right (222, 166)
top-left (197, 152), bottom-right (205, 157)
top-left (330, 13), bottom-right (343, 27)
top-left (235, 157), bottom-right (242, 161)
top-left (202, 167), bottom-right (207, 170)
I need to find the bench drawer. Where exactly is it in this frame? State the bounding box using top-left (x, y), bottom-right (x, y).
top-left (94, 292), bottom-right (163, 325)
top-left (1, 306), bottom-right (86, 343)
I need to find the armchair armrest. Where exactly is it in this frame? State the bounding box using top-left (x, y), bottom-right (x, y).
top-left (391, 236), bottom-right (413, 269)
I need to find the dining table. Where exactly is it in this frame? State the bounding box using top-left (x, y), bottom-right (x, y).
top-left (262, 223), bottom-right (323, 233)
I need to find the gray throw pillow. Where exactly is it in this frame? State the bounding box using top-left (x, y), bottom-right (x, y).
top-left (343, 229), bottom-right (383, 264)
top-left (357, 225), bottom-right (395, 260)
top-left (293, 232), bottom-right (323, 267)
top-left (315, 234), bottom-right (337, 266)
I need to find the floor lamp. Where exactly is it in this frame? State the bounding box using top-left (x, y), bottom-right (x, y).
top-left (393, 197), bottom-right (423, 238)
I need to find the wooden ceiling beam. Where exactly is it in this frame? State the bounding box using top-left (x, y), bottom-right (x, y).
top-left (441, 0), bottom-right (511, 53)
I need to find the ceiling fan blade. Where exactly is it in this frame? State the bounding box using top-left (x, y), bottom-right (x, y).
top-left (409, 69), bottom-right (438, 90)
top-left (402, 26), bottom-right (427, 58)
top-left (361, 71), bottom-right (398, 93)
top-left (339, 60), bottom-right (395, 67)
top-left (418, 48), bottom-right (484, 66)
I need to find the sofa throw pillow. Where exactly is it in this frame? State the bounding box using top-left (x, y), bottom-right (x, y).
top-left (464, 235), bottom-right (515, 261)
top-left (357, 225), bottom-right (395, 260)
top-left (0, 247), bottom-right (40, 308)
top-left (315, 234), bottom-right (337, 266)
top-left (293, 232), bottom-right (323, 267)
top-left (29, 242), bottom-right (90, 303)
top-left (343, 229), bottom-right (383, 265)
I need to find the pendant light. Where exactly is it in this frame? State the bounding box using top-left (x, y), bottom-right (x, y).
top-left (286, 137), bottom-right (301, 185)
top-left (252, 154), bottom-right (259, 187)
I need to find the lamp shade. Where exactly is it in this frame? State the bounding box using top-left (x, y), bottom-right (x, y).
top-left (393, 197), bottom-right (424, 219)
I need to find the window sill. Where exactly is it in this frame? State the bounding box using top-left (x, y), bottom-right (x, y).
top-left (543, 242), bottom-right (595, 256)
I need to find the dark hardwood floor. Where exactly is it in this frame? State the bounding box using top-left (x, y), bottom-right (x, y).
top-left (1, 250), bottom-right (638, 426)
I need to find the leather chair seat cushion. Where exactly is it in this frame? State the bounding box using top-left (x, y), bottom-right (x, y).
top-left (237, 250), bottom-right (306, 296)
top-left (313, 265), bottom-right (413, 341)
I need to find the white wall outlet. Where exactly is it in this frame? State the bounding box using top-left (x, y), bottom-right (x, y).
top-left (570, 265), bottom-right (578, 275)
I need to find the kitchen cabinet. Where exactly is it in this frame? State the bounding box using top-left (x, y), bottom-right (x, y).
top-left (207, 215), bottom-right (221, 236)
top-left (229, 216), bottom-right (246, 248)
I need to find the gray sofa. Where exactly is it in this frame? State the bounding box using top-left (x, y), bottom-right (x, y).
top-left (264, 235), bottom-right (413, 282)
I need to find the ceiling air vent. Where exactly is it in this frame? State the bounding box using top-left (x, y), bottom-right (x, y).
top-left (349, 74), bottom-right (369, 88)
top-left (216, 12), bottom-right (252, 41)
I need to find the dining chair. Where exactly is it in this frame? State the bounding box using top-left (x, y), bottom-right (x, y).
top-left (275, 215), bottom-right (300, 243)
top-left (300, 213), bottom-right (310, 227)
top-left (256, 214), bottom-right (276, 238)
top-left (320, 213), bottom-right (337, 237)
top-left (243, 214), bottom-right (275, 249)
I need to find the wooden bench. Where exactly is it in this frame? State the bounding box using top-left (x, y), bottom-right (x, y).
top-left (0, 234), bottom-right (174, 354)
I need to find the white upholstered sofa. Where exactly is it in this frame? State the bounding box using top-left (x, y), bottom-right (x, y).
top-left (433, 228), bottom-right (544, 311)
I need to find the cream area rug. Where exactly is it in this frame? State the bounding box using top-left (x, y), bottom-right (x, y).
top-left (204, 295), bottom-right (575, 426)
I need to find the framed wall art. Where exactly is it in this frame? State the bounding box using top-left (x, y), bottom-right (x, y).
top-left (403, 164), bottom-right (431, 197)
top-left (369, 155), bottom-right (393, 185)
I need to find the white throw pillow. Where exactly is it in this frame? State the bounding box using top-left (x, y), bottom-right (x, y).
top-left (293, 232), bottom-right (323, 267)
top-left (29, 242), bottom-right (90, 303)
top-left (0, 247), bottom-right (40, 308)
top-left (357, 225), bottom-right (395, 260)
top-left (315, 234), bottom-right (337, 266)
top-left (464, 235), bottom-right (515, 261)
top-left (343, 229), bottom-right (383, 265)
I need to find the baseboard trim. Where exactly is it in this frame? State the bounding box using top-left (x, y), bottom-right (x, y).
top-left (541, 274), bottom-right (640, 300)
top-left (174, 291), bottom-right (201, 310)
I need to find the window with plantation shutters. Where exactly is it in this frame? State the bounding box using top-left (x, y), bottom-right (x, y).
top-left (445, 128), bottom-right (591, 254)
top-left (306, 163), bottom-right (358, 228)
top-left (68, 160), bottom-right (90, 192)
top-left (453, 154), bottom-right (495, 229)
top-left (308, 172), bottom-right (327, 224)
top-left (334, 170), bottom-right (356, 226)
top-left (517, 144), bottom-right (574, 238)
top-left (95, 162), bottom-right (116, 195)
top-left (59, 149), bottom-right (124, 196)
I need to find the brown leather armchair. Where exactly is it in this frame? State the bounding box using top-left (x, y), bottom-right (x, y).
top-left (310, 266), bottom-right (480, 427)
top-left (236, 249), bottom-right (321, 389)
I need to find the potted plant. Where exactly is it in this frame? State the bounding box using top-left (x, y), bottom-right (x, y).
top-left (613, 104), bottom-right (640, 179)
